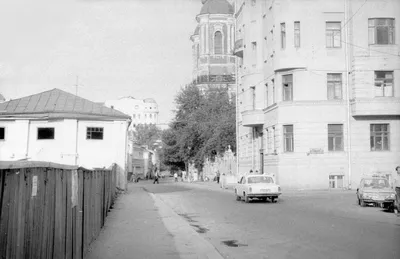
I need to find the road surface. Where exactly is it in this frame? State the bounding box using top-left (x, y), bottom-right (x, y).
top-left (144, 181), bottom-right (400, 259)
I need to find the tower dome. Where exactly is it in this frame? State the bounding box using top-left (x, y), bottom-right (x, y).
top-left (199, 0), bottom-right (234, 15)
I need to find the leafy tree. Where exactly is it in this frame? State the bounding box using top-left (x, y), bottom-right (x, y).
top-left (131, 124), bottom-right (162, 149)
top-left (162, 83), bottom-right (236, 172)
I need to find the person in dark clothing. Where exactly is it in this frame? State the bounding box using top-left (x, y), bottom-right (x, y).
top-left (153, 170), bottom-right (160, 184)
top-left (216, 171), bottom-right (220, 184)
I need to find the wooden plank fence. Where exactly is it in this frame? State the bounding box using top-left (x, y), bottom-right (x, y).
top-left (0, 161), bottom-right (117, 259)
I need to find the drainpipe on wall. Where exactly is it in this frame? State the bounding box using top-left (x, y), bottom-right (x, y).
top-left (344, 0), bottom-right (352, 190)
top-left (235, 0), bottom-right (240, 178)
top-left (252, 127), bottom-right (255, 170)
top-left (75, 120), bottom-right (79, 166)
top-left (25, 120), bottom-right (31, 159)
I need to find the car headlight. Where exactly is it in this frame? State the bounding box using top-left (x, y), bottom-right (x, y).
top-left (363, 193), bottom-right (371, 199)
top-left (249, 187), bottom-right (252, 193)
top-left (278, 186), bottom-right (281, 192)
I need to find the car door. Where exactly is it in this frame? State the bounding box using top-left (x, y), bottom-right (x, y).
top-left (357, 180), bottom-right (364, 199)
top-left (237, 176), bottom-right (245, 196)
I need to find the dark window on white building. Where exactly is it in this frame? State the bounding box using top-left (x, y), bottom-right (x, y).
top-left (0, 127), bottom-right (5, 140)
top-left (326, 22), bottom-right (341, 48)
top-left (327, 73), bottom-right (342, 99)
top-left (283, 125), bottom-right (294, 152)
top-left (38, 128), bottom-right (55, 140)
top-left (374, 71), bottom-right (394, 97)
top-left (368, 18), bottom-right (395, 45)
top-left (87, 127), bottom-right (104, 140)
top-left (282, 74), bottom-right (293, 101)
top-left (370, 124), bottom-right (390, 151)
top-left (328, 124), bottom-right (343, 151)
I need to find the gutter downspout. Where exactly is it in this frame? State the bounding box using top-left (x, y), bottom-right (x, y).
top-left (235, 0), bottom-right (240, 178)
top-left (344, 0), bottom-right (352, 190)
top-left (25, 120), bottom-right (31, 159)
top-left (75, 120), bottom-right (79, 166)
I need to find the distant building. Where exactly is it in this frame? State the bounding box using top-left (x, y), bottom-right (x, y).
top-left (190, 0), bottom-right (236, 93)
top-left (234, 0), bottom-right (400, 190)
top-left (104, 96), bottom-right (159, 129)
top-left (0, 88), bottom-right (131, 189)
top-left (0, 94), bottom-right (6, 103)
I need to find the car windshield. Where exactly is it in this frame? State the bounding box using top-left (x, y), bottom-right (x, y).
top-left (248, 176), bottom-right (274, 184)
top-left (363, 179), bottom-right (389, 189)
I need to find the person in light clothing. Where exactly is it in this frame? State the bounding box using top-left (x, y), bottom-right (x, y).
top-left (393, 166), bottom-right (400, 215)
top-left (174, 172), bottom-right (178, 182)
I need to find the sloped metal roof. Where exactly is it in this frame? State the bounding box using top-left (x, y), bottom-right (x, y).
top-left (0, 88), bottom-right (130, 120)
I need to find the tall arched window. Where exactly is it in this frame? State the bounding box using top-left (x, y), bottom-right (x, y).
top-left (214, 31), bottom-right (223, 54)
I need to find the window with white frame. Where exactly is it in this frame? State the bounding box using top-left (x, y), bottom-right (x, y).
top-left (326, 22), bottom-right (341, 48)
top-left (329, 175), bottom-right (344, 188)
top-left (294, 21), bottom-right (300, 48)
top-left (374, 71), bottom-right (393, 97)
top-left (283, 125), bottom-right (294, 152)
top-left (327, 73), bottom-right (342, 99)
top-left (368, 18), bottom-right (395, 45)
top-left (282, 74), bottom-right (293, 101)
top-left (280, 23), bottom-right (286, 49)
top-left (328, 124), bottom-right (343, 151)
top-left (87, 127), bottom-right (104, 140)
top-left (0, 127), bottom-right (5, 140)
top-left (37, 127), bottom-right (55, 140)
top-left (370, 124), bottom-right (390, 151)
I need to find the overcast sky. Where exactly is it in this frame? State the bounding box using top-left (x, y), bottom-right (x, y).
top-left (0, 0), bottom-right (200, 124)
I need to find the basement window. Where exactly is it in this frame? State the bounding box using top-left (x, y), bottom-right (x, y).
top-left (87, 127), bottom-right (104, 140)
top-left (0, 127), bottom-right (5, 140)
top-left (37, 127), bottom-right (55, 140)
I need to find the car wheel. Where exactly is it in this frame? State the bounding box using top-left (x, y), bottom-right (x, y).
top-left (271, 197), bottom-right (277, 203)
top-left (244, 193), bottom-right (250, 203)
top-left (235, 190), bottom-right (241, 201)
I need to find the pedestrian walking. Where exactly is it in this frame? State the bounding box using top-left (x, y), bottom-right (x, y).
top-left (216, 170), bottom-right (220, 184)
top-left (153, 169), bottom-right (160, 184)
top-left (393, 166), bottom-right (400, 215)
top-left (249, 169), bottom-right (253, 174)
top-left (174, 172), bottom-right (178, 182)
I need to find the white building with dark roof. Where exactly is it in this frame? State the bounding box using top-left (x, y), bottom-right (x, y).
top-left (104, 96), bottom-right (159, 128)
top-left (0, 88), bottom-right (131, 189)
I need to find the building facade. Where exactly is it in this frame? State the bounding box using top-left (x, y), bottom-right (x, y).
top-left (234, 0), bottom-right (400, 189)
top-left (104, 96), bottom-right (159, 129)
top-left (0, 89), bottom-right (131, 189)
top-left (191, 0), bottom-right (237, 92)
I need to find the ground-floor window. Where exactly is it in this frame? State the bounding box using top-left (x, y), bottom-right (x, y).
top-left (329, 175), bottom-right (344, 188)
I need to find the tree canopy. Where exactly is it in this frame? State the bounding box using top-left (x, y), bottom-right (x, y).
top-left (131, 124), bottom-right (162, 150)
top-left (161, 84), bottom-right (236, 171)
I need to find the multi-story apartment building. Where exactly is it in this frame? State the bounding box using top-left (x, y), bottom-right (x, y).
top-left (191, 0), bottom-right (237, 92)
top-left (104, 97), bottom-right (159, 129)
top-left (234, 0), bottom-right (400, 190)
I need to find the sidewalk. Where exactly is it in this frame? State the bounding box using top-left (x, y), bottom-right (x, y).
top-left (85, 182), bottom-right (224, 259)
top-left (85, 184), bottom-right (180, 259)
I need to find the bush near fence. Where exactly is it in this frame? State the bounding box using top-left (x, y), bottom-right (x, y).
top-left (0, 161), bottom-right (118, 259)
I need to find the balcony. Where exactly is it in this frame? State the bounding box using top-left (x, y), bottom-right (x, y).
top-left (241, 109), bottom-right (264, 127)
top-left (350, 98), bottom-right (400, 117)
top-left (233, 39), bottom-right (243, 58)
top-left (194, 74), bottom-right (236, 85)
top-left (198, 55), bottom-right (236, 65)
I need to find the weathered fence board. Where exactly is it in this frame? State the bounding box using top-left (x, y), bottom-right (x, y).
top-left (0, 162), bottom-right (118, 259)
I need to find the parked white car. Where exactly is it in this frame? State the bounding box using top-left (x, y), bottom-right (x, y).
top-left (235, 174), bottom-right (281, 203)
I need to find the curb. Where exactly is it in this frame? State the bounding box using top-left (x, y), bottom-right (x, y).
top-left (149, 193), bottom-right (225, 259)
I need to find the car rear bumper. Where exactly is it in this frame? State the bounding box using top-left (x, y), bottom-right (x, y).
top-left (362, 198), bottom-right (394, 204)
top-left (248, 193), bottom-right (281, 198)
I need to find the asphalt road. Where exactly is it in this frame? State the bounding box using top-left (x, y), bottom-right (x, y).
top-left (143, 181), bottom-right (400, 259)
